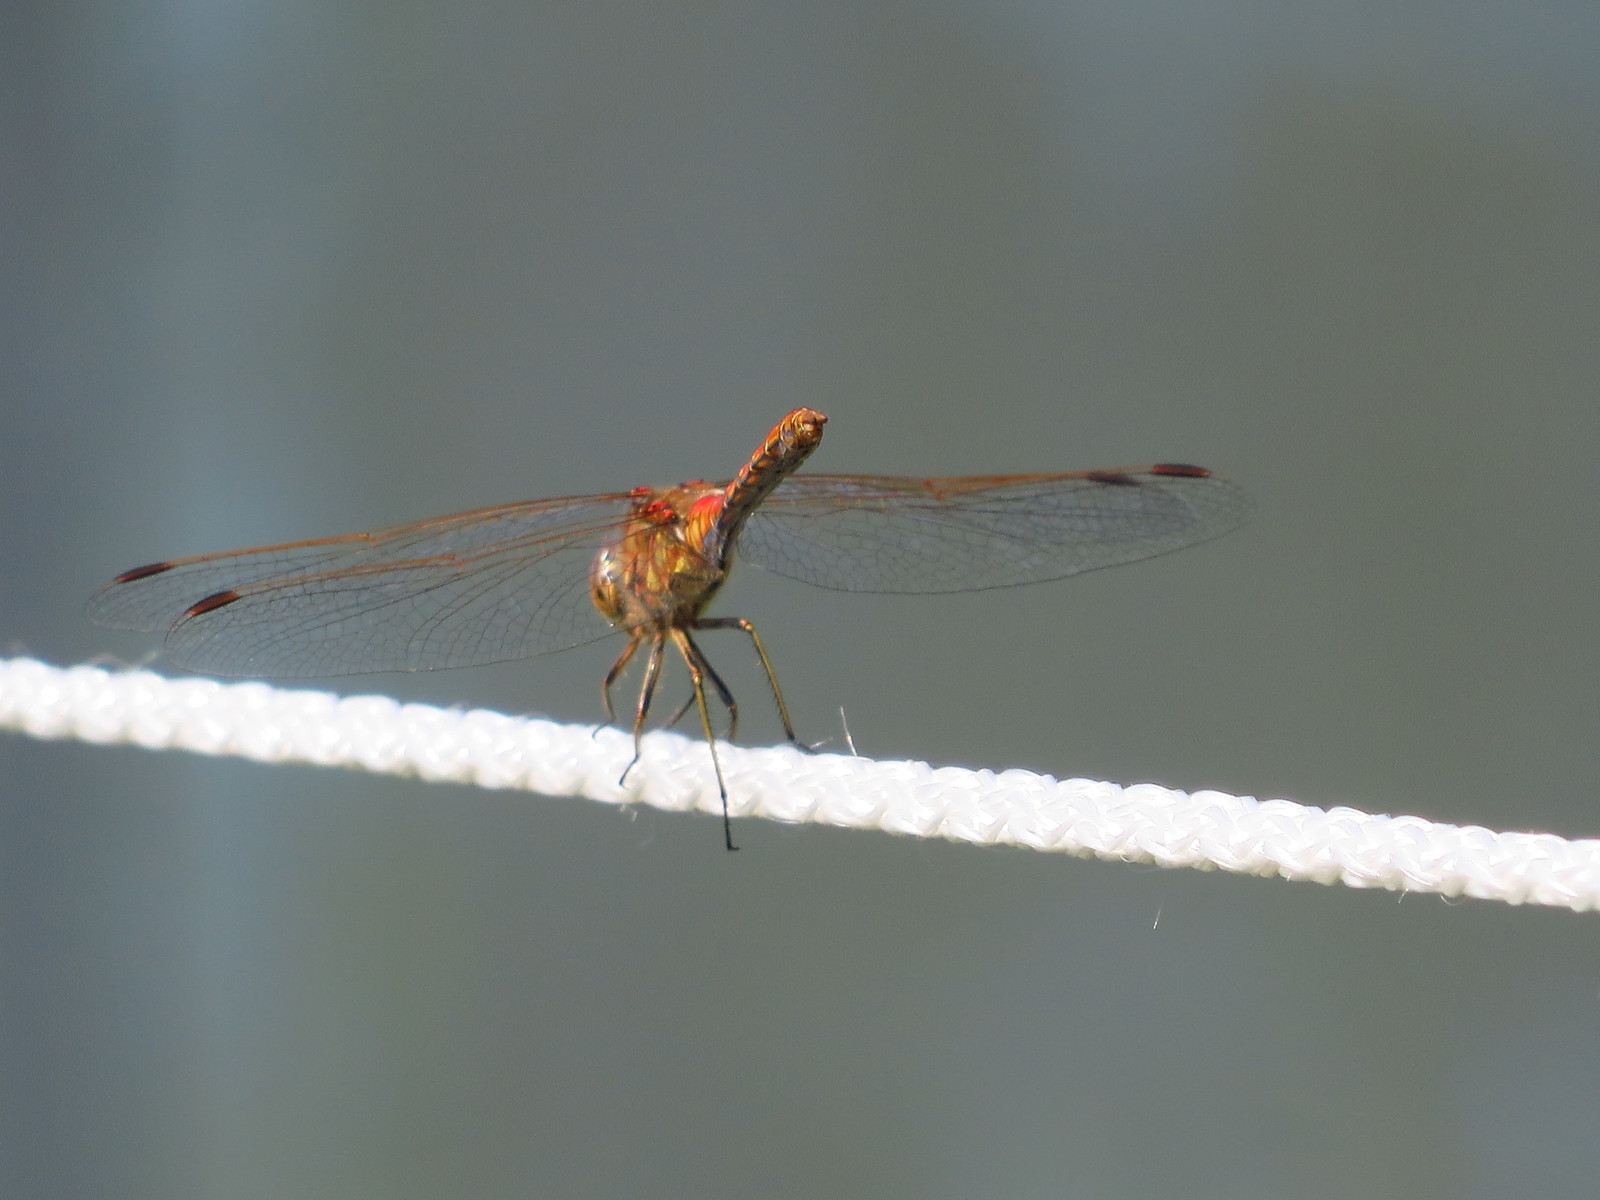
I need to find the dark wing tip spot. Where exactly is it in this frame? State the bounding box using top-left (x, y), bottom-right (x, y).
top-left (116, 561), bottom-right (176, 583)
top-left (1149, 463), bottom-right (1212, 478)
top-left (185, 589), bottom-right (241, 618)
top-left (1087, 470), bottom-right (1140, 487)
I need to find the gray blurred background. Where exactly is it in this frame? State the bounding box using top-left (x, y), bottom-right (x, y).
top-left (5, 2), bottom-right (1600, 1197)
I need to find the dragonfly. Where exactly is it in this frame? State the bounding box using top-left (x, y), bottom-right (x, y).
top-left (88, 408), bottom-right (1249, 849)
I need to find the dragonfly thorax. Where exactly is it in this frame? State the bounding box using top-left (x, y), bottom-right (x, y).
top-left (588, 482), bottom-right (730, 633)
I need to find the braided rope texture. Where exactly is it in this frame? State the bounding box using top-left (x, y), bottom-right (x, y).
top-left (4, 657), bottom-right (1597, 909)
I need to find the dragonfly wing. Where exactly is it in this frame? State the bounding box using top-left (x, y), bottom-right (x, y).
top-left (736, 468), bottom-right (1249, 593)
top-left (87, 496), bottom-right (635, 676)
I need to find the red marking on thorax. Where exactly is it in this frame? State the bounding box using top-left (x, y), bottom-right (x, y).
top-left (638, 498), bottom-right (679, 525)
top-left (685, 493), bottom-right (725, 555)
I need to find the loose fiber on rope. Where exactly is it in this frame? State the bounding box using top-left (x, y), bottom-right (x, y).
top-left (3, 656), bottom-right (1598, 910)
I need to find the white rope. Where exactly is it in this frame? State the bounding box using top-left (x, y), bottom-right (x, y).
top-left (3, 655), bottom-right (1597, 910)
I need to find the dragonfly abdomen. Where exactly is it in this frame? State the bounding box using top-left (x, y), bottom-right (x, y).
top-left (706, 408), bottom-right (826, 564)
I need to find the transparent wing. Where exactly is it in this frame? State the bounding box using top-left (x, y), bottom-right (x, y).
top-left (87, 495), bottom-right (638, 676)
top-left (736, 467), bottom-right (1249, 593)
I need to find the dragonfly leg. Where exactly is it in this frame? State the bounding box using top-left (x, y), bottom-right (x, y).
top-left (677, 630), bottom-right (738, 741)
top-left (660, 692), bottom-right (696, 731)
top-left (619, 634), bottom-right (665, 787)
top-left (658, 644), bottom-right (736, 738)
top-left (599, 635), bottom-right (642, 729)
top-left (695, 616), bottom-right (811, 751)
top-left (669, 628), bottom-right (737, 852)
